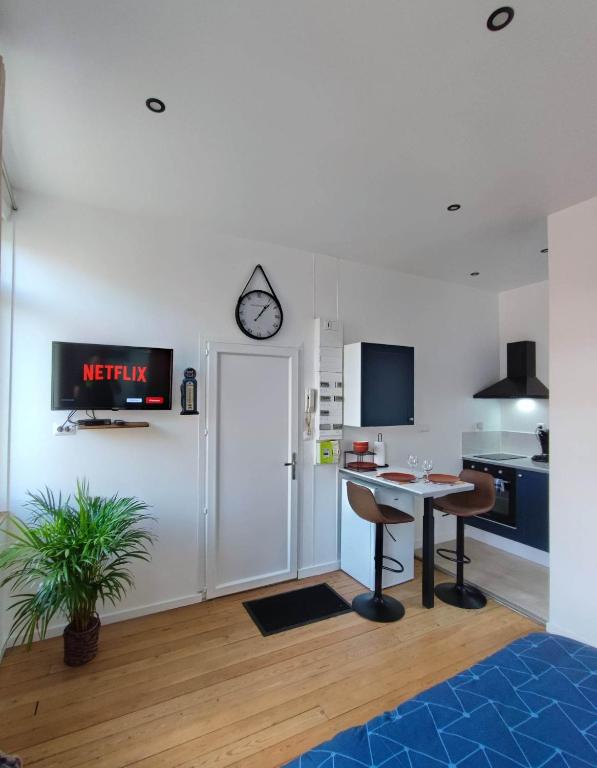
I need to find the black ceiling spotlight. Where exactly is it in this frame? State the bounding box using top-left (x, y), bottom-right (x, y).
top-left (487, 6), bottom-right (515, 31)
top-left (447, 204), bottom-right (461, 211)
top-left (146, 98), bottom-right (166, 113)
top-left (541, 248), bottom-right (548, 254)
top-left (470, 271), bottom-right (480, 277)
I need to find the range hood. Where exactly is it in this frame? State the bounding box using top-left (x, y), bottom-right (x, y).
top-left (474, 341), bottom-right (549, 399)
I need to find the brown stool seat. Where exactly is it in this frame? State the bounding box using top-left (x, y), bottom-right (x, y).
top-left (434, 469), bottom-right (495, 517)
top-left (348, 481), bottom-right (414, 526)
top-left (377, 504), bottom-right (415, 525)
top-left (433, 469), bottom-right (496, 610)
top-left (346, 481), bottom-right (413, 623)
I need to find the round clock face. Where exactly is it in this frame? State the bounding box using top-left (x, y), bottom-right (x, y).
top-left (235, 290), bottom-right (283, 339)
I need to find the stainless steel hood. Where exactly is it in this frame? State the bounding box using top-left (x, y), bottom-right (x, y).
top-left (474, 341), bottom-right (549, 399)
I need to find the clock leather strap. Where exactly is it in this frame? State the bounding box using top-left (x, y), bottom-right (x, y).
top-left (240, 264), bottom-right (280, 303)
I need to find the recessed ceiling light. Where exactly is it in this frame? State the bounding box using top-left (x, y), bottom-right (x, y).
top-left (146, 98), bottom-right (166, 113)
top-left (487, 6), bottom-right (515, 31)
top-left (540, 248), bottom-right (548, 254)
top-left (447, 204), bottom-right (461, 212)
top-left (470, 271), bottom-right (480, 277)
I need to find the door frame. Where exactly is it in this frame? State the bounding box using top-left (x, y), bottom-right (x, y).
top-left (205, 341), bottom-right (299, 599)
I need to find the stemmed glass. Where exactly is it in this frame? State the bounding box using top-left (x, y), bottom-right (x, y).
top-left (422, 458), bottom-right (434, 482)
top-left (407, 454), bottom-right (418, 477)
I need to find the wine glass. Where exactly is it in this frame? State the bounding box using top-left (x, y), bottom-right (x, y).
top-left (422, 458), bottom-right (433, 482)
top-left (407, 454), bottom-right (418, 476)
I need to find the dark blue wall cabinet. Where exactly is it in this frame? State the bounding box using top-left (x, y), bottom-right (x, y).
top-left (463, 461), bottom-right (549, 552)
top-left (343, 342), bottom-right (414, 427)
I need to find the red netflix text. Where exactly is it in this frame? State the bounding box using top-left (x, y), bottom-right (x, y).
top-left (82, 364), bottom-right (148, 382)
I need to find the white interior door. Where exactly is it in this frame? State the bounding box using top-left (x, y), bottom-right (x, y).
top-left (206, 342), bottom-right (299, 598)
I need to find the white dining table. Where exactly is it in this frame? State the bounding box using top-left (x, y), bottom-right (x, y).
top-left (339, 466), bottom-right (474, 608)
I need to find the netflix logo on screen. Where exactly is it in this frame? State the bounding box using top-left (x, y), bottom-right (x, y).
top-left (83, 364), bottom-right (148, 382)
top-left (52, 342), bottom-right (173, 411)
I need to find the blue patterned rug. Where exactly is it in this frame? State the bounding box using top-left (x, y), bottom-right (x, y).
top-left (284, 632), bottom-right (597, 767)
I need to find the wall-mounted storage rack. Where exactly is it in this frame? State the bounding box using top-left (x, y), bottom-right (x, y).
top-left (78, 422), bottom-right (150, 430)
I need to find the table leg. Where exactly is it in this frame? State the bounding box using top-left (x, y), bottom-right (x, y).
top-left (422, 496), bottom-right (435, 608)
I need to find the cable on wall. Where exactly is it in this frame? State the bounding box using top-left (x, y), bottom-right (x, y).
top-left (1, 161), bottom-right (18, 212)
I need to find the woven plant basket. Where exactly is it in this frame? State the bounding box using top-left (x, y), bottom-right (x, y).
top-left (63, 614), bottom-right (101, 667)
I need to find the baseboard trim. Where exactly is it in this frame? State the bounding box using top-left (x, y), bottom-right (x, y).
top-left (420, 554), bottom-right (547, 625)
top-left (466, 527), bottom-right (549, 567)
top-left (39, 592), bottom-right (207, 641)
top-left (298, 560), bottom-right (340, 579)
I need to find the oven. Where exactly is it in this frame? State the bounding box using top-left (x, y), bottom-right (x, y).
top-left (463, 460), bottom-right (517, 528)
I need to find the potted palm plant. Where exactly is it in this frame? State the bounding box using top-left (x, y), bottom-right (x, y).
top-left (0, 480), bottom-right (155, 666)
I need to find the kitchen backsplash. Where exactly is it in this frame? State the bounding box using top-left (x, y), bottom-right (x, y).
top-left (462, 430), bottom-right (542, 457)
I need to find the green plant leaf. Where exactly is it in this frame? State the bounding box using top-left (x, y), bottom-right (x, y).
top-left (0, 479), bottom-right (156, 647)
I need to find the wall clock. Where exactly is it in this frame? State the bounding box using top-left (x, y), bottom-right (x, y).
top-left (235, 264), bottom-right (284, 340)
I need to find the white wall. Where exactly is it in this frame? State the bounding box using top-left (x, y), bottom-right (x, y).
top-left (8, 192), bottom-right (330, 623)
top-left (498, 280), bottom-right (549, 432)
top-left (6, 191), bottom-right (499, 627)
top-left (0, 515), bottom-right (7, 658)
top-left (548, 194), bottom-right (597, 647)
top-left (0, 205), bottom-right (15, 658)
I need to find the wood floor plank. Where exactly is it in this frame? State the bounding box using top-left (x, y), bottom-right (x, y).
top-left (0, 571), bottom-right (355, 668)
top-left (0, 566), bottom-right (542, 768)
top-left (1, 614), bottom-right (377, 748)
top-left (0, 600), bottom-right (356, 710)
top-left (123, 615), bottom-right (533, 768)
top-left (226, 623), bottom-right (537, 768)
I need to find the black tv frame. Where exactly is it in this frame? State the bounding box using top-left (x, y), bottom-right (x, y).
top-left (51, 341), bottom-right (174, 411)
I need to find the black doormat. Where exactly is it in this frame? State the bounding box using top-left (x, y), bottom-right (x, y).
top-left (243, 583), bottom-right (352, 636)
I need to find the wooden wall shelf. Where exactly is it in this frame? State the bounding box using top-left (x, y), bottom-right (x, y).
top-left (78, 422), bottom-right (150, 430)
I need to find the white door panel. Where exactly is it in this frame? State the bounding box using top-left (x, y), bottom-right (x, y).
top-left (206, 343), bottom-right (298, 598)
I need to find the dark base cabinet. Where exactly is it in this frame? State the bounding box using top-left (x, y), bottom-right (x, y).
top-left (463, 461), bottom-right (549, 552)
top-left (516, 470), bottom-right (549, 552)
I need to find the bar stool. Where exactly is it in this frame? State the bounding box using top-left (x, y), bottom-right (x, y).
top-left (434, 469), bottom-right (496, 609)
top-left (346, 481), bottom-right (415, 622)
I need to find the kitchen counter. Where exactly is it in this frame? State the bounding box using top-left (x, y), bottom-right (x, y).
top-left (341, 466), bottom-right (475, 496)
top-left (339, 467), bottom-right (474, 608)
top-left (462, 454), bottom-right (549, 474)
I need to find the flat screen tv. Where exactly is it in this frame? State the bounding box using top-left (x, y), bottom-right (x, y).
top-left (52, 342), bottom-right (173, 411)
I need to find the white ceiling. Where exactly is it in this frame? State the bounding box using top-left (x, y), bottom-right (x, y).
top-left (2, 1), bottom-right (597, 291)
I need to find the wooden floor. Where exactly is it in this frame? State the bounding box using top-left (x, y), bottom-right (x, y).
top-left (418, 538), bottom-right (549, 622)
top-left (0, 564), bottom-right (541, 768)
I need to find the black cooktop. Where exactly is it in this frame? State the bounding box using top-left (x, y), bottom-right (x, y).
top-left (473, 453), bottom-right (526, 461)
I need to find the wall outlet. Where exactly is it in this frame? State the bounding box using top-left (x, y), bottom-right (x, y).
top-left (53, 423), bottom-right (77, 436)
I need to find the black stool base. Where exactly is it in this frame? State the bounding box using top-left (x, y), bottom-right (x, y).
top-left (434, 582), bottom-right (487, 609)
top-left (352, 592), bottom-right (405, 623)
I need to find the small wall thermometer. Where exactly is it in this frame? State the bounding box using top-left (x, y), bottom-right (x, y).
top-left (180, 367), bottom-right (199, 415)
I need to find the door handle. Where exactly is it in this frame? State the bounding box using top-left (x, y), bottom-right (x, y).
top-left (284, 452), bottom-right (297, 480)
